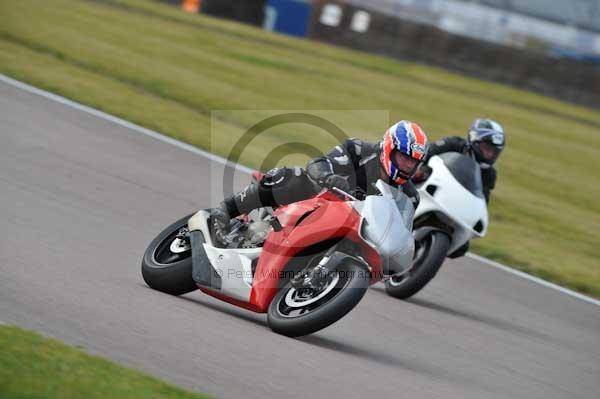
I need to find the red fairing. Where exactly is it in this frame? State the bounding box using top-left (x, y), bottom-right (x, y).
top-left (247, 194), bottom-right (381, 312)
top-left (198, 287), bottom-right (264, 312)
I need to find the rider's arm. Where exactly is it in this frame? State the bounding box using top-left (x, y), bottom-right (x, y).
top-left (481, 167), bottom-right (497, 204)
top-left (427, 136), bottom-right (466, 158)
top-left (306, 138), bottom-right (362, 185)
top-left (305, 157), bottom-right (333, 186)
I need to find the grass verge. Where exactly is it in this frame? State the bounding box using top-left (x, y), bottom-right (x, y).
top-left (0, 325), bottom-right (211, 399)
top-left (0, 0), bottom-right (598, 297)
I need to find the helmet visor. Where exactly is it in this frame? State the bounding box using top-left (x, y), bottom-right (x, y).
top-left (392, 151), bottom-right (420, 178)
top-left (476, 141), bottom-right (501, 164)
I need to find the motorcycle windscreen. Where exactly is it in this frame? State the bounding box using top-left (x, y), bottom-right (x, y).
top-left (437, 153), bottom-right (485, 199)
top-left (394, 188), bottom-right (415, 232)
top-left (359, 185), bottom-right (415, 275)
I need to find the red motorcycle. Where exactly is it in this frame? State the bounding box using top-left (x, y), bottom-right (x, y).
top-left (142, 174), bottom-right (415, 336)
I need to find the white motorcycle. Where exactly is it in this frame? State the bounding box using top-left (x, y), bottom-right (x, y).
top-left (385, 152), bottom-right (489, 299)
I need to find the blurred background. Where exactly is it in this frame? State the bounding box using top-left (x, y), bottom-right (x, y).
top-left (164, 0), bottom-right (600, 107)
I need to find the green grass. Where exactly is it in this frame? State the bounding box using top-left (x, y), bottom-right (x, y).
top-left (0, 325), bottom-right (212, 399)
top-left (0, 0), bottom-right (599, 297)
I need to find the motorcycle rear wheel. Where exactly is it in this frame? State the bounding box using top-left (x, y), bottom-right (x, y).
top-left (385, 231), bottom-right (451, 299)
top-left (141, 214), bottom-right (197, 296)
top-left (267, 258), bottom-right (369, 337)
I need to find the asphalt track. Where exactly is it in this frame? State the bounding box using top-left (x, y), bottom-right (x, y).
top-left (1, 79), bottom-right (599, 399)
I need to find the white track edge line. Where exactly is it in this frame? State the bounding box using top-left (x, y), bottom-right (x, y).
top-left (0, 75), bottom-right (253, 174)
top-left (466, 253), bottom-right (600, 307)
top-left (1, 73), bottom-right (598, 307)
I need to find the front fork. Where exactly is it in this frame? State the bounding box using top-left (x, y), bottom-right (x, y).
top-left (290, 245), bottom-right (370, 291)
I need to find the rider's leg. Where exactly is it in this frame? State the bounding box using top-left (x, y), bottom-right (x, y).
top-left (212, 167), bottom-right (319, 240)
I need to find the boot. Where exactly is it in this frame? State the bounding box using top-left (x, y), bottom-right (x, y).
top-left (211, 182), bottom-right (266, 246)
top-left (209, 206), bottom-right (232, 247)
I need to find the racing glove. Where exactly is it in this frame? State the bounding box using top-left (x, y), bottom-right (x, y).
top-left (324, 174), bottom-right (350, 193)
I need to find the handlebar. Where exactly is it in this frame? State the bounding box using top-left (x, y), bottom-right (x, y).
top-left (331, 187), bottom-right (359, 201)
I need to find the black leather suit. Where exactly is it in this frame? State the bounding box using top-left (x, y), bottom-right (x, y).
top-left (222, 138), bottom-right (420, 218)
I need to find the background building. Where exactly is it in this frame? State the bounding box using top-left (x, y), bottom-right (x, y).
top-left (344, 0), bottom-right (600, 60)
top-left (162, 0), bottom-right (600, 106)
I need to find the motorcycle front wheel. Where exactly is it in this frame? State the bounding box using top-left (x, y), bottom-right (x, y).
top-left (385, 231), bottom-right (451, 299)
top-left (141, 214), bottom-right (197, 296)
top-left (267, 258), bottom-right (369, 337)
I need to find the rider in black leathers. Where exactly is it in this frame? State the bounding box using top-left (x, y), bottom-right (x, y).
top-left (423, 118), bottom-right (505, 257)
top-left (213, 121), bottom-right (430, 245)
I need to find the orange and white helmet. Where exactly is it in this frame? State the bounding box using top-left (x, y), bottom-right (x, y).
top-left (380, 121), bottom-right (429, 184)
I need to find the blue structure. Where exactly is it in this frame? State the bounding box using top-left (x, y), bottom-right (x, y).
top-left (264, 0), bottom-right (312, 37)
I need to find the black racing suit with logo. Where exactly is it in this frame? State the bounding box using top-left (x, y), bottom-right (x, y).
top-left (222, 138), bottom-right (420, 218)
top-left (425, 136), bottom-right (497, 258)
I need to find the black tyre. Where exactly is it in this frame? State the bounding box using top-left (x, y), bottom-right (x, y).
top-left (267, 258), bottom-right (369, 337)
top-left (142, 214), bottom-right (197, 296)
top-left (385, 231), bottom-right (451, 299)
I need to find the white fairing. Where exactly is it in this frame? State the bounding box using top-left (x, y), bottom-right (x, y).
top-left (188, 210), bottom-right (262, 302)
top-left (416, 156), bottom-right (488, 254)
top-left (202, 245), bottom-right (261, 302)
top-left (358, 180), bottom-right (415, 275)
